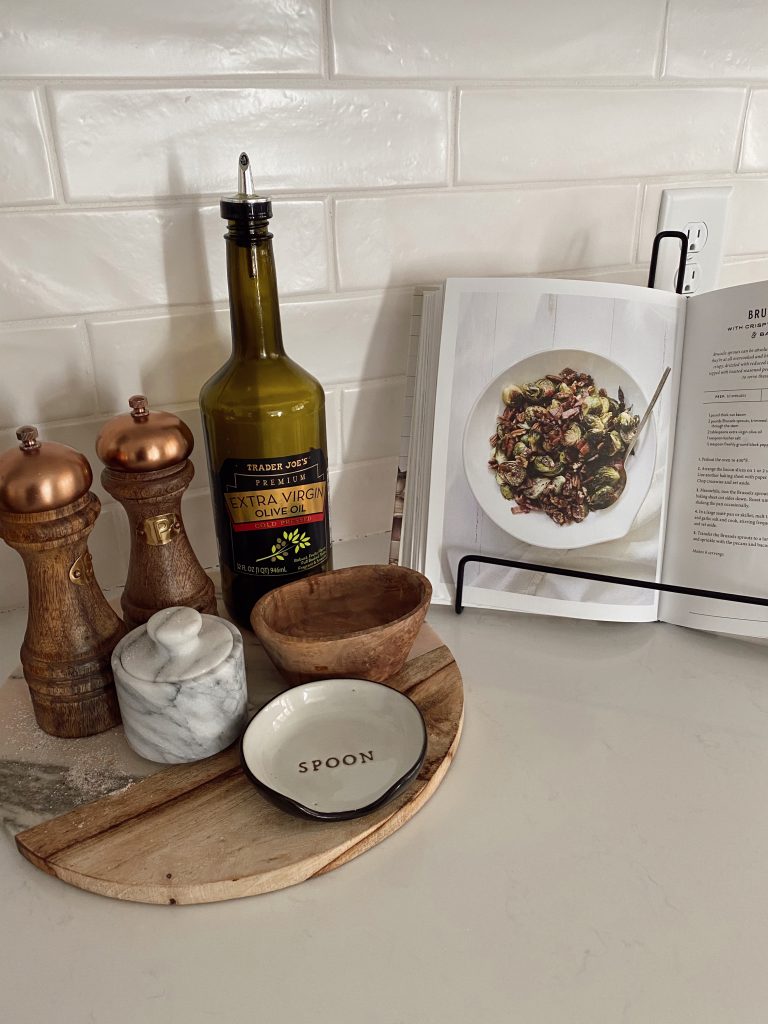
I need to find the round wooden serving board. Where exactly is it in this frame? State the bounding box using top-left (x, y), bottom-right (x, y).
top-left (14, 631), bottom-right (463, 905)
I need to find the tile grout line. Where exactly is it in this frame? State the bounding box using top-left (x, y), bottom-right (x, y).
top-left (8, 251), bottom-right (768, 335)
top-left (33, 86), bottom-right (66, 205)
top-left (0, 380), bottom-right (406, 436)
top-left (1, 75), bottom-right (765, 90)
top-left (82, 319), bottom-right (106, 417)
top-left (634, 184), bottom-right (649, 264)
top-left (0, 284), bottom-right (420, 331)
top-left (735, 88), bottom-right (753, 172)
top-left (324, 195), bottom-right (339, 292)
top-left (4, 170), bottom-right (768, 216)
top-left (656, 0), bottom-right (673, 81)
top-left (321, 0), bottom-right (334, 80)
top-left (449, 87), bottom-right (459, 188)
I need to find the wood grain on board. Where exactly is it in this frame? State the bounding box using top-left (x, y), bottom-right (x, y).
top-left (15, 630), bottom-right (463, 905)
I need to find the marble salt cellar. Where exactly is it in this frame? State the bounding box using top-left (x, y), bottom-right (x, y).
top-left (111, 606), bottom-right (247, 764)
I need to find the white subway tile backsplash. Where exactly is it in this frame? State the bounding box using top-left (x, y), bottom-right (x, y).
top-left (0, 322), bottom-right (96, 428)
top-left (52, 88), bottom-right (450, 200)
top-left (323, 387), bottom-right (342, 468)
top-left (0, 201), bottom-right (328, 321)
top-left (88, 290), bottom-right (414, 413)
top-left (88, 309), bottom-right (229, 413)
top-left (0, 535), bottom-right (30, 611)
top-left (281, 291), bottom-right (413, 382)
top-left (331, 531), bottom-right (391, 568)
top-left (341, 378), bottom-right (406, 462)
top-left (724, 179), bottom-right (768, 257)
top-left (180, 489), bottom-right (219, 571)
top-left (0, 0), bottom-right (323, 78)
top-left (563, 266), bottom-right (648, 287)
top-left (328, 458), bottom-right (399, 541)
top-left (740, 91), bottom-right (768, 171)
top-left (459, 89), bottom-right (744, 184)
top-left (0, 207), bottom-right (202, 319)
top-left (336, 186), bottom-right (639, 290)
top-left (331, 0), bottom-right (666, 79)
top-left (0, 90), bottom-right (54, 204)
top-left (666, 0), bottom-right (768, 80)
top-left (88, 504), bottom-right (130, 592)
top-left (719, 258), bottom-right (768, 288)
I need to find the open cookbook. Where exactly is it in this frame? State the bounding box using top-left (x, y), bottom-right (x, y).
top-left (393, 275), bottom-right (768, 638)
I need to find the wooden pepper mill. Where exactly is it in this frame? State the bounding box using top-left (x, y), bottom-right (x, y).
top-left (96, 395), bottom-right (216, 629)
top-left (0, 426), bottom-right (125, 737)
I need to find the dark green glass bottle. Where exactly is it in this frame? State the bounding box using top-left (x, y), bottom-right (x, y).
top-left (200, 153), bottom-right (331, 629)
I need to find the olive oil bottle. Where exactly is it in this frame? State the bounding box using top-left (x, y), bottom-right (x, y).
top-left (200, 153), bottom-right (331, 628)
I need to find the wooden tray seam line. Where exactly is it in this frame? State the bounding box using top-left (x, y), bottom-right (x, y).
top-left (16, 763), bottom-right (243, 861)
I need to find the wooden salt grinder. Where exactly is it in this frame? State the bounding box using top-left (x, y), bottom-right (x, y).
top-left (96, 395), bottom-right (216, 629)
top-left (0, 426), bottom-right (125, 737)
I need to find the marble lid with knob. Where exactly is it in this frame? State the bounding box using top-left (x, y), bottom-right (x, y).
top-left (0, 425), bottom-right (93, 514)
top-left (116, 606), bottom-right (235, 683)
top-left (95, 395), bottom-right (194, 473)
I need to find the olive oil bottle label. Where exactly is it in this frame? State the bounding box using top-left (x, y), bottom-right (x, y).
top-left (219, 450), bottom-right (329, 578)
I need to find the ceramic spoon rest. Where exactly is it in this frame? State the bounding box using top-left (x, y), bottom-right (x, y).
top-left (240, 677), bottom-right (427, 820)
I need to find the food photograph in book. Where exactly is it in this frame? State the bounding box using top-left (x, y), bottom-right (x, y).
top-left (428, 280), bottom-right (682, 618)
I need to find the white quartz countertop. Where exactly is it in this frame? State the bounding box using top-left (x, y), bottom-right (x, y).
top-left (4, 597), bottom-right (768, 1023)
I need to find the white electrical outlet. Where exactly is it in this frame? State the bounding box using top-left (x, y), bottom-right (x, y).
top-left (685, 221), bottom-right (707, 255)
top-left (653, 186), bottom-right (732, 294)
top-left (681, 262), bottom-right (701, 295)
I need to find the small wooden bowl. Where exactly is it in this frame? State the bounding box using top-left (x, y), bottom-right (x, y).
top-left (250, 564), bottom-right (432, 685)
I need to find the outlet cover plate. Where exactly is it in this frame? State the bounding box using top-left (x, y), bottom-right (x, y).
top-left (653, 186), bottom-right (732, 294)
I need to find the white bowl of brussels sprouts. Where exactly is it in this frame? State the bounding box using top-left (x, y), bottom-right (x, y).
top-left (462, 349), bottom-right (658, 550)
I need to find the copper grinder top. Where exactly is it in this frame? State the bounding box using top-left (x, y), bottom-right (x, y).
top-left (0, 426), bottom-right (93, 514)
top-left (95, 395), bottom-right (194, 473)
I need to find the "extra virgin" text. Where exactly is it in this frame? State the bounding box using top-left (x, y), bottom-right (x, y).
top-left (228, 486), bottom-right (324, 510)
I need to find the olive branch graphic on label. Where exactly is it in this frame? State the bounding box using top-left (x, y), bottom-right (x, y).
top-left (254, 529), bottom-right (312, 564)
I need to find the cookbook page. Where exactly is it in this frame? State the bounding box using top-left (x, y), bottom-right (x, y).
top-left (660, 281), bottom-right (768, 637)
top-left (424, 277), bottom-right (685, 621)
